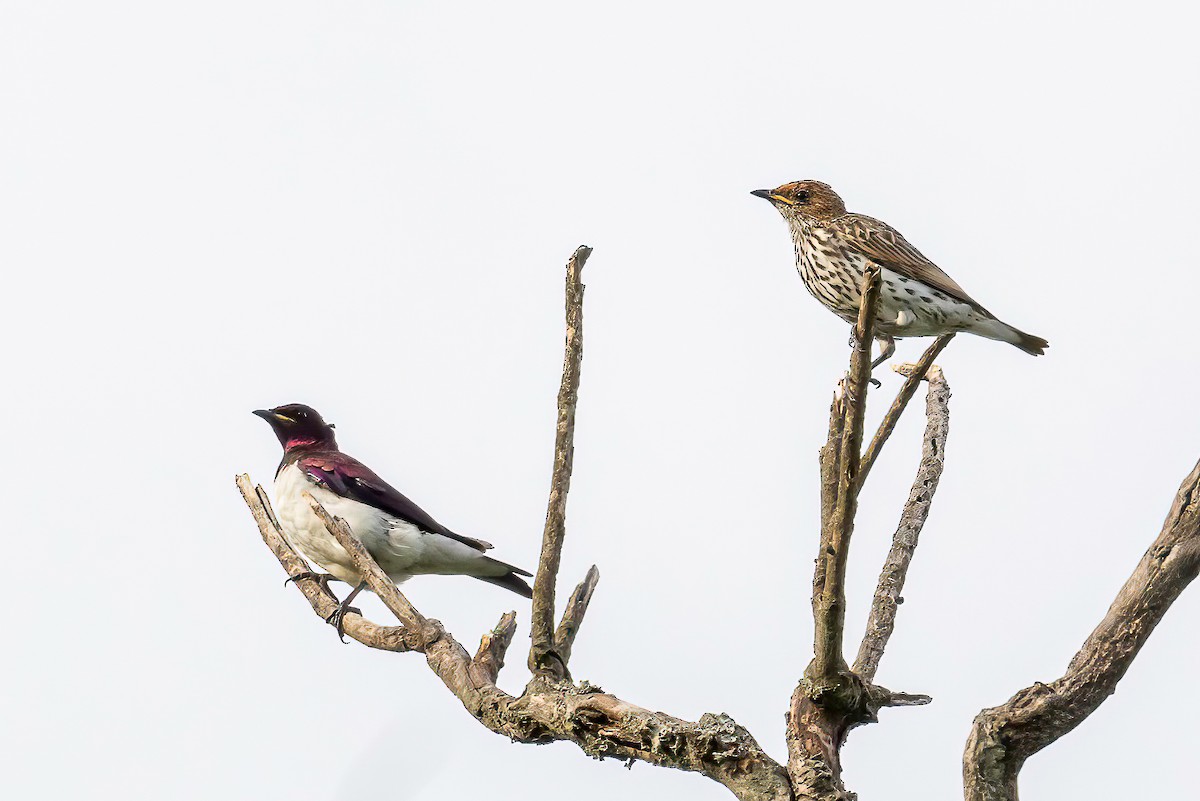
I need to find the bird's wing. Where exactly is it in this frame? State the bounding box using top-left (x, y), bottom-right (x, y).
top-left (297, 454), bottom-right (493, 552)
top-left (831, 214), bottom-right (982, 308)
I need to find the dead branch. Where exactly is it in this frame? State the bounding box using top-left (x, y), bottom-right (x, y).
top-left (237, 469), bottom-right (791, 801)
top-left (237, 246), bottom-right (793, 801)
top-left (857, 333), bottom-right (954, 491)
top-left (530, 244), bottom-right (591, 680)
top-left (306, 493), bottom-right (432, 637)
top-left (554, 564), bottom-right (600, 669)
top-left (854, 364), bottom-right (951, 681)
top-left (963, 457), bottom-right (1200, 801)
top-left (237, 475), bottom-right (425, 652)
top-left (812, 265), bottom-right (882, 678)
top-left (237, 238), bottom-right (1199, 801)
top-left (788, 269), bottom-right (942, 801)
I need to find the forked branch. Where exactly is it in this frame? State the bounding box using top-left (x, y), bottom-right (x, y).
top-left (236, 246), bottom-right (791, 801)
top-left (788, 271), bottom-right (945, 801)
top-left (530, 244), bottom-right (591, 679)
top-left (236, 238), bottom-right (1199, 801)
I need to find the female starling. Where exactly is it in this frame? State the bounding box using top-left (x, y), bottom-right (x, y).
top-left (753, 180), bottom-right (1047, 365)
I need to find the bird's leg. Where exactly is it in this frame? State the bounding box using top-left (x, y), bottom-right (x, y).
top-left (871, 334), bottom-right (896, 370)
top-left (284, 570), bottom-right (339, 596)
top-left (326, 581), bottom-right (367, 642)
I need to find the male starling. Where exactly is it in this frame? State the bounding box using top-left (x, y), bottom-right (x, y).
top-left (752, 180), bottom-right (1047, 365)
top-left (255, 404), bottom-right (532, 638)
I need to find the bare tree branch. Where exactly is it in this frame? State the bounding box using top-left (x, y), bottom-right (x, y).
top-left (530, 244), bottom-right (591, 679)
top-left (857, 333), bottom-right (954, 491)
top-left (236, 246), bottom-right (797, 801)
top-left (238, 237), bottom-right (1200, 801)
top-left (236, 474), bottom-right (425, 652)
top-left (854, 364), bottom-right (951, 681)
top-left (963, 457), bottom-right (1200, 801)
top-left (787, 275), bottom-right (956, 801)
top-left (554, 565), bottom-right (600, 668)
top-left (237, 475), bottom-right (793, 801)
top-left (306, 493), bottom-right (433, 635)
top-left (813, 265), bottom-right (881, 679)
top-left (471, 612), bottom-right (517, 687)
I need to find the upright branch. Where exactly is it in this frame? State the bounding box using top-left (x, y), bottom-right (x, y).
top-left (963, 457), bottom-right (1200, 801)
top-left (812, 265), bottom-right (881, 678)
top-left (529, 245), bottom-right (592, 679)
top-left (854, 364), bottom-right (951, 681)
top-left (789, 280), bottom-right (949, 801)
top-left (554, 564), bottom-right (600, 669)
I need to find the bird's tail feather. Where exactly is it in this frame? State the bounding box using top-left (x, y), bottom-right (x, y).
top-left (475, 569), bottom-right (533, 598)
top-left (974, 317), bottom-right (1049, 356)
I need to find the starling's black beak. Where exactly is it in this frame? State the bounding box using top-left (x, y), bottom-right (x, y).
top-left (253, 409), bottom-right (288, 424)
top-left (750, 189), bottom-right (774, 200)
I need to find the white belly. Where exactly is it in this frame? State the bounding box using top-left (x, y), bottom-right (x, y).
top-left (272, 463), bottom-right (503, 585)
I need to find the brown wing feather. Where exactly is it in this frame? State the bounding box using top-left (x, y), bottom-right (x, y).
top-left (831, 214), bottom-right (983, 309)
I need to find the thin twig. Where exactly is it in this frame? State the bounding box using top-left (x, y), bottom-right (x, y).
top-left (554, 565), bottom-right (600, 670)
top-left (530, 245), bottom-right (592, 679)
top-left (964, 456), bottom-right (1200, 801)
top-left (305, 493), bottom-right (432, 637)
top-left (236, 475), bottom-right (424, 652)
top-left (812, 265), bottom-right (881, 678)
top-left (857, 333), bottom-right (954, 491)
top-left (854, 365), bottom-right (951, 681)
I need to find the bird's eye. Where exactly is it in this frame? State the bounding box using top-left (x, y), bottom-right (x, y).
top-left (795, 190), bottom-right (810, 203)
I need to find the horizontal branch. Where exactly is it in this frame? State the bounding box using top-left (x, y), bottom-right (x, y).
top-left (963, 456), bottom-right (1200, 801)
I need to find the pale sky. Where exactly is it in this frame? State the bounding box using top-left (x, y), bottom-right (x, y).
top-left (4, 2), bottom-right (1198, 800)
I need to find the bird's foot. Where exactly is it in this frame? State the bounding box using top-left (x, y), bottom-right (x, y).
top-left (870, 335), bottom-right (896, 371)
top-left (284, 571), bottom-right (336, 595)
top-left (325, 604), bottom-right (363, 643)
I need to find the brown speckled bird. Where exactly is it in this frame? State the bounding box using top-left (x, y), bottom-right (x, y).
top-left (753, 180), bottom-right (1047, 365)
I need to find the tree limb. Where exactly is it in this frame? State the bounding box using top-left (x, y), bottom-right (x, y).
top-left (530, 244), bottom-right (591, 679)
top-left (237, 476), bottom-right (792, 801)
top-left (812, 265), bottom-right (882, 679)
top-left (554, 564), bottom-right (600, 668)
top-left (788, 275), bottom-right (956, 800)
top-left (305, 493), bottom-right (433, 636)
top-left (854, 364), bottom-right (951, 681)
top-left (236, 474), bottom-right (425, 652)
top-left (857, 333), bottom-right (954, 492)
top-left (963, 456), bottom-right (1200, 801)
top-left (237, 245), bottom-right (796, 801)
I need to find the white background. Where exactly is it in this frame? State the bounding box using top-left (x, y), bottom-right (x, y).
top-left (3, 2), bottom-right (1197, 799)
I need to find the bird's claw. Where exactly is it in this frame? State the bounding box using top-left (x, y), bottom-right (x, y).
top-left (325, 605), bottom-right (363, 643)
top-left (284, 570), bottom-right (335, 595)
